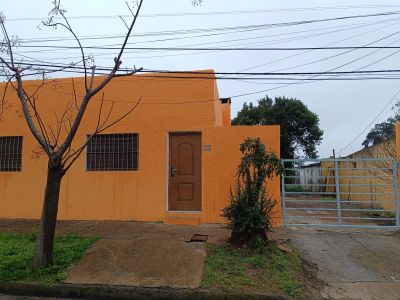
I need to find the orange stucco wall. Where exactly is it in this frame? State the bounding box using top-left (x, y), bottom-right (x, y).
top-left (202, 126), bottom-right (281, 225)
top-left (0, 71), bottom-right (281, 226)
top-left (221, 102), bottom-right (231, 127)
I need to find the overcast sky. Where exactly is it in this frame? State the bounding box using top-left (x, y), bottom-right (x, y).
top-left (3, 0), bottom-right (400, 158)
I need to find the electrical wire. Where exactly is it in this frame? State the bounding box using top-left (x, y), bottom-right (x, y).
top-left (338, 87), bottom-right (400, 155)
top-left (7, 4), bottom-right (400, 22)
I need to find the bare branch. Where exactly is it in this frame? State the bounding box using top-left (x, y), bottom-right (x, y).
top-left (125, 1), bottom-right (136, 17)
top-left (63, 97), bottom-right (141, 172)
top-left (98, 100), bottom-right (114, 129)
top-left (0, 76), bottom-right (13, 115)
top-left (0, 20), bottom-right (15, 69)
top-left (43, 1), bottom-right (88, 92)
top-left (47, 125), bottom-right (57, 146)
top-left (24, 92), bottom-right (52, 152)
top-left (97, 96), bottom-right (141, 133)
top-left (0, 55), bottom-right (13, 70)
top-left (71, 78), bottom-right (78, 110)
top-left (119, 16), bottom-right (130, 30)
top-left (58, 0), bottom-right (144, 156)
top-left (89, 66), bottom-right (96, 91)
top-left (13, 76), bottom-right (50, 153)
top-left (114, 67), bottom-right (143, 78)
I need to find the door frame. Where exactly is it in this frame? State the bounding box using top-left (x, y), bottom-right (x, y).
top-left (166, 131), bottom-right (202, 212)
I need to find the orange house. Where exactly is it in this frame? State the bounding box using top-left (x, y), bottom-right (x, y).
top-left (0, 70), bottom-right (281, 226)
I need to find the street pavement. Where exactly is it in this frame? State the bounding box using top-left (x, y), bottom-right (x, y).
top-left (290, 227), bottom-right (400, 300)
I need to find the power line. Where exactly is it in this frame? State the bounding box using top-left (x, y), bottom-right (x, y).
top-left (338, 88), bottom-right (400, 155)
top-left (5, 60), bottom-right (400, 76)
top-left (224, 28), bottom-right (400, 98)
top-left (243, 23), bottom-right (400, 74)
top-left (237, 18), bottom-right (400, 73)
top-left (7, 5), bottom-right (400, 22)
top-left (10, 17), bottom-right (400, 58)
top-left (16, 15), bottom-right (400, 46)
top-left (8, 45), bottom-right (400, 51)
top-left (5, 10), bottom-right (400, 44)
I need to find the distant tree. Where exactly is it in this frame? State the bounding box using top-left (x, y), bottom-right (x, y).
top-left (362, 100), bottom-right (400, 148)
top-left (362, 118), bottom-right (397, 148)
top-left (232, 96), bottom-right (323, 159)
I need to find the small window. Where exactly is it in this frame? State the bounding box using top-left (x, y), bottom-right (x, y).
top-left (86, 133), bottom-right (138, 171)
top-left (0, 136), bottom-right (23, 172)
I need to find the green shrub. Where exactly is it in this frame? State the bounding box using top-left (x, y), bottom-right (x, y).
top-left (285, 185), bottom-right (304, 192)
top-left (222, 138), bottom-right (282, 247)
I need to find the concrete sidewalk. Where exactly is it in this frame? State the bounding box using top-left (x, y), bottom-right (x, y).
top-left (64, 239), bottom-right (206, 288)
top-left (289, 227), bottom-right (400, 300)
top-left (0, 219), bottom-right (230, 289)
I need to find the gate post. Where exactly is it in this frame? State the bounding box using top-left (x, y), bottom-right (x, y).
top-left (281, 167), bottom-right (287, 229)
top-left (395, 124), bottom-right (400, 228)
top-left (334, 160), bottom-right (342, 226)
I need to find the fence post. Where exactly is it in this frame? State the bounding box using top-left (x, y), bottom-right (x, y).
top-left (396, 123), bottom-right (400, 228)
top-left (281, 164), bottom-right (287, 229)
top-left (393, 160), bottom-right (399, 228)
top-left (334, 160), bottom-right (342, 226)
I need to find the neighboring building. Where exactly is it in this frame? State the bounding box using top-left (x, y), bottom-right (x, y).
top-left (0, 71), bottom-right (281, 226)
top-left (321, 140), bottom-right (395, 210)
top-left (293, 163), bottom-right (322, 192)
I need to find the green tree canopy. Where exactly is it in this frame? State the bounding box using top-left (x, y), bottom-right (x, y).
top-left (362, 101), bottom-right (400, 148)
top-left (362, 117), bottom-right (398, 148)
top-left (232, 96), bottom-right (323, 159)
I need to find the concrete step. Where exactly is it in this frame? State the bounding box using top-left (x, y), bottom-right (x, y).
top-left (164, 213), bottom-right (201, 225)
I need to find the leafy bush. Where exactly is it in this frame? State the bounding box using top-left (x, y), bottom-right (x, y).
top-left (222, 138), bottom-right (282, 246)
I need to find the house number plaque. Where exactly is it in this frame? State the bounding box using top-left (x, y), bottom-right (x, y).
top-left (203, 144), bottom-right (211, 152)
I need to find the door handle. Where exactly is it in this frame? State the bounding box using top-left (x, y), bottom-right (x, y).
top-left (171, 166), bottom-right (176, 177)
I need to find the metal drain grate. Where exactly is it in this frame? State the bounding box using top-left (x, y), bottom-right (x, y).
top-left (189, 234), bottom-right (208, 242)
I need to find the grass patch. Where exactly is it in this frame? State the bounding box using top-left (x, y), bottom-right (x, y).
top-left (285, 185), bottom-right (305, 193)
top-left (202, 243), bottom-right (304, 298)
top-left (0, 233), bottom-right (98, 283)
top-left (368, 211), bottom-right (396, 219)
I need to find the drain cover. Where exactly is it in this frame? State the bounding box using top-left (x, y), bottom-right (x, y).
top-left (190, 234), bottom-right (208, 242)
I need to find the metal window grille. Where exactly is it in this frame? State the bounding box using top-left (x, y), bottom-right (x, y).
top-left (86, 133), bottom-right (138, 171)
top-left (0, 136), bottom-right (23, 172)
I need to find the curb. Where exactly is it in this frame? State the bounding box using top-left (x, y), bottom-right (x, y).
top-left (0, 282), bottom-right (293, 300)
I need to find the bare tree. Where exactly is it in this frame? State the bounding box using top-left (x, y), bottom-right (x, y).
top-left (0, 0), bottom-right (144, 268)
top-left (365, 138), bottom-right (396, 183)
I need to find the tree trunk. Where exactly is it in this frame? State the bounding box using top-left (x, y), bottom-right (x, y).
top-left (33, 157), bottom-right (63, 269)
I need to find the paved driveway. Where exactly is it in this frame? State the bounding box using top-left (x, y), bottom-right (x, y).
top-left (289, 227), bottom-right (400, 300)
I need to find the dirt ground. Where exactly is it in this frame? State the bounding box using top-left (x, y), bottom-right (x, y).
top-left (285, 194), bottom-right (396, 227)
top-left (0, 219), bottom-right (230, 243)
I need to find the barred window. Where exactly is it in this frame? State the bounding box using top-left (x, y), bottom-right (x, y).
top-left (86, 133), bottom-right (138, 171)
top-left (0, 136), bottom-right (23, 172)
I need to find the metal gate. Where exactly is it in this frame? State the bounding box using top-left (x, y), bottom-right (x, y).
top-left (281, 158), bottom-right (400, 229)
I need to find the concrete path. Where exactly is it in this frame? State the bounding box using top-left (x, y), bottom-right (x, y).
top-left (49, 221), bottom-right (229, 289)
top-left (289, 227), bottom-right (400, 300)
top-left (64, 239), bottom-right (206, 288)
top-left (0, 219), bottom-right (231, 289)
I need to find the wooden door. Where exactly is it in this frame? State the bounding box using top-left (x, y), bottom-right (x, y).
top-left (169, 133), bottom-right (202, 211)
